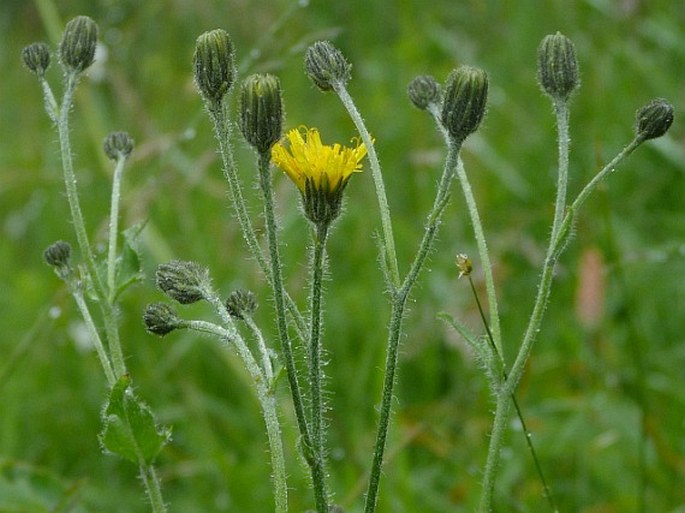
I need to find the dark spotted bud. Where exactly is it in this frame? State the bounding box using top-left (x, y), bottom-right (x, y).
top-left (304, 41), bottom-right (351, 92)
top-left (239, 73), bottom-right (283, 155)
top-left (407, 75), bottom-right (441, 111)
top-left (143, 303), bottom-right (182, 336)
top-left (537, 32), bottom-right (579, 102)
top-left (58, 16), bottom-right (98, 74)
top-left (635, 98), bottom-right (674, 142)
top-left (193, 29), bottom-right (236, 107)
top-left (156, 260), bottom-right (210, 305)
top-left (225, 289), bottom-right (258, 320)
top-left (441, 65), bottom-right (488, 144)
top-left (22, 42), bottom-right (51, 77)
top-left (103, 131), bottom-right (134, 161)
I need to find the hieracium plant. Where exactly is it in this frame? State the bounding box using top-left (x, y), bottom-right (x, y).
top-left (26, 14), bottom-right (673, 513)
top-left (23, 16), bottom-right (169, 513)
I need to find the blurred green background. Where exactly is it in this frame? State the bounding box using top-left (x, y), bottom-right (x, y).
top-left (1, 0), bottom-right (684, 511)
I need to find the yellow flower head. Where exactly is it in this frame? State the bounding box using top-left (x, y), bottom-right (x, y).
top-left (271, 127), bottom-right (367, 194)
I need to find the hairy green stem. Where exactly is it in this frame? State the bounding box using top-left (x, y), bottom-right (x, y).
top-left (56, 72), bottom-right (126, 378)
top-left (256, 152), bottom-right (328, 512)
top-left (72, 290), bottom-right (115, 386)
top-left (57, 73), bottom-right (106, 304)
top-left (244, 315), bottom-right (275, 382)
top-left (203, 293), bottom-right (288, 513)
top-left (139, 464), bottom-right (166, 513)
top-left (333, 82), bottom-right (401, 290)
top-left (364, 144), bottom-right (457, 513)
top-left (51, 69), bottom-right (164, 511)
top-left (107, 154), bottom-right (127, 303)
top-left (453, 157), bottom-right (503, 357)
top-left (478, 138), bottom-right (644, 511)
top-left (309, 221), bottom-right (330, 483)
top-left (468, 276), bottom-right (557, 512)
top-left (429, 105), bottom-right (503, 357)
top-left (550, 99), bottom-right (571, 242)
top-left (207, 104), bottom-right (307, 340)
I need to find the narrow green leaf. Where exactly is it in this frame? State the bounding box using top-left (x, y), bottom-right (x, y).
top-left (437, 311), bottom-right (489, 361)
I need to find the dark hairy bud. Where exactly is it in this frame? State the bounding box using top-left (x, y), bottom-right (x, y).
top-left (537, 32), bottom-right (580, 101)
top-left (44, 240), bottom-right (72, 269)
top-left (635, 98), bottom-right (674, 142)
top-left (239, 73), bottom-right (283, 155)
top-left (193, 29), bottom-right (236, 107)
top-left (441, 65), bottom-right (488, 144)
top-left (22, 42), bottom-right (51, 77)
top-left (156, 260), bottom-right (210, 305)
top-left (59, 16), bottom-right (98, 74)
top-left (143, 303), bottom-right (182, 336)
top-left (225, 289), bottom-right (258, 320)
top-left (304, 41), bottom-right (351, 92)
top-left (407, 75), bottom-right (442, 111)
top-left (103, 131), bottom-right (134, 161)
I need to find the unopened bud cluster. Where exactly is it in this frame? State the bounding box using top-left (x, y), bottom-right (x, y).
top-left (144, 303), bottom-right (182, 336)
top-left (59, 15), bottom-right (98, 74)
top-left (225, 289), bottom-right (258, 320)
top-left (635, 98), bottom-right (674, 142)
top-left (22, 42), bottom-right (51, 77)
top-left (44, 241), bottom-right (73, 281)
top-left (44, 240), bottom-right (72, 269)
top-left (441, 65), bottom-right (489, 144)
top-left (305, 41), bottom-right (351, 92)
top-left (104, 131), bottom-right (134, 161)
top-left (156, 260), bottom-right (210, 305)
top-left (407, 75), bottom-right (442, 111)
top-left (193, 29), bottom-right (236, 107)
top-left (537, 32), bottom-right (579, 101)
top-left (239, 74), bottom-right (283, 155)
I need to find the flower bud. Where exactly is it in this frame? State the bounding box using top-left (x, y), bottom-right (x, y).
top-left (58, 16), bottom-right (98, 74)
top-left (22, 42), bottom-right (51, 77)
top-left (143, 303), bottom-right (182, 336)
top-left (44, 240), bottom-right (72, 269)
top-left (156, 260), bottom-right (210, 305)
top-left (239, 73), bottom-right (283, 155)
top-left (193, 29), bottom-right (236, 107)
top-left (456, 253), bottom-right (472, 278)
top-left (103, 131), bottom-right (134, 161)
top-left (225, 289), bottom-right (258, 320)
top-left (407, 75), bottom-right (441, 111)
top-left (441, 65), bottom-right (488, 144)
top-left (635, 98), bottom-right (674, 142)
top-left (304, 41), bottom-right (351, 92)
top-left (537, 32), bottom-right (579, 102)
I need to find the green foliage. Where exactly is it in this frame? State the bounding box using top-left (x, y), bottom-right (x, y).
top-left (100, 375), bottom-right (171, 465)
top-left (2, 1), bottom-right (684, 512)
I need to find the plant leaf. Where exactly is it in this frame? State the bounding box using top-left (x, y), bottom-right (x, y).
top-left (114, 221), bottom-right (146, 299)
top-left (100, 375), bottom-right (170, 465)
